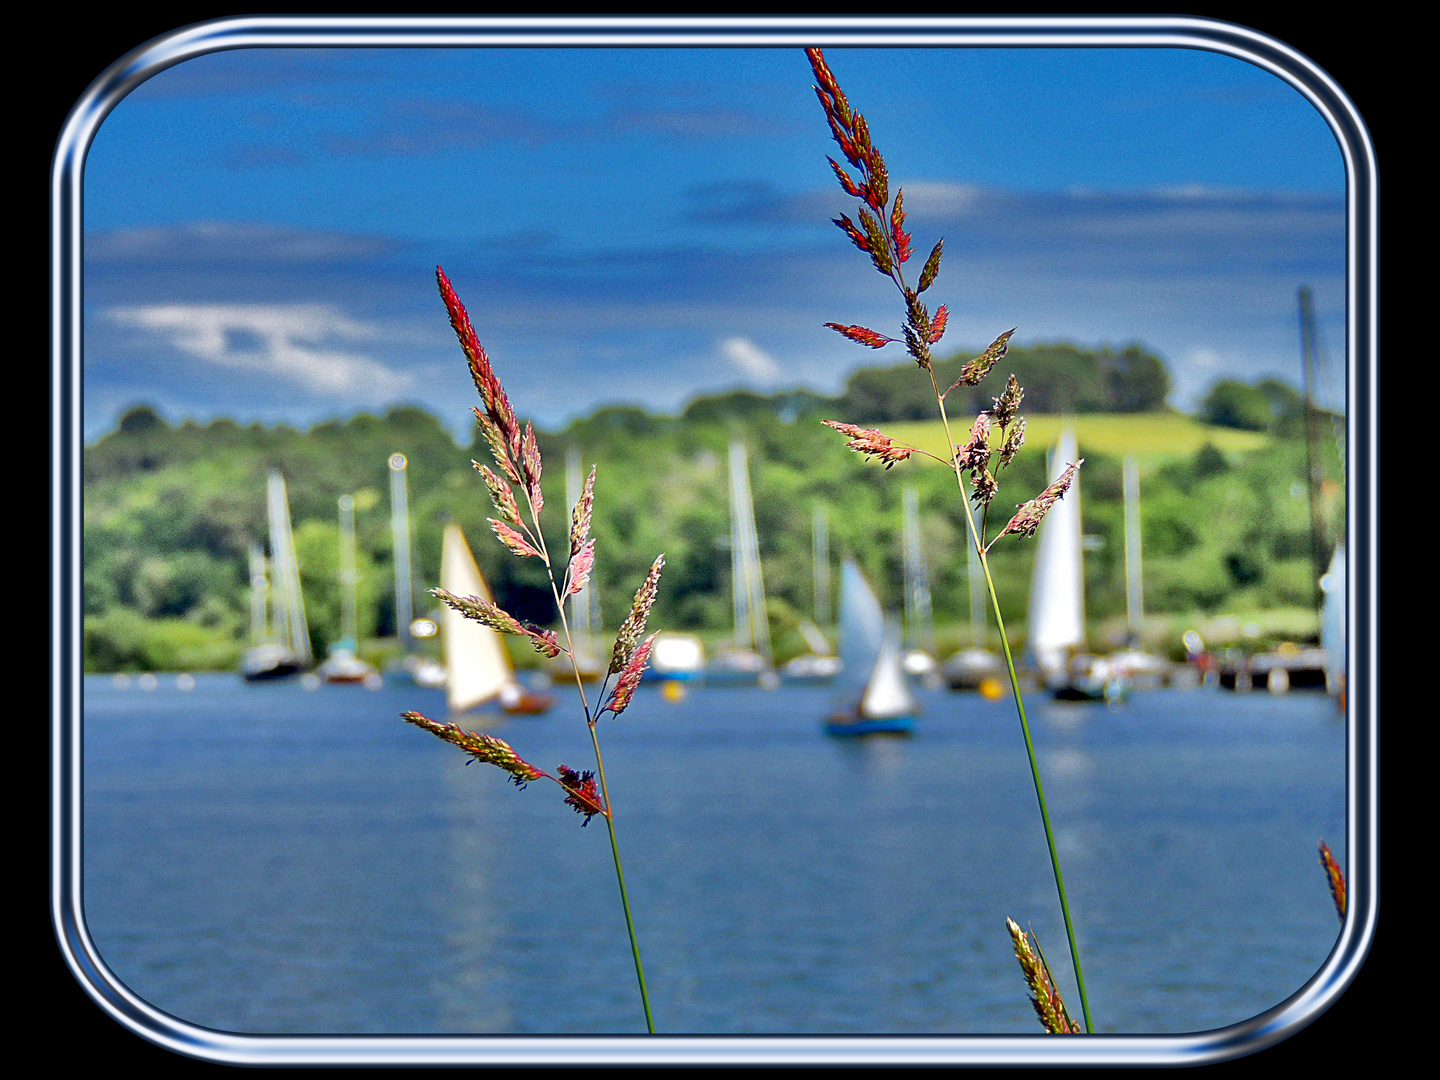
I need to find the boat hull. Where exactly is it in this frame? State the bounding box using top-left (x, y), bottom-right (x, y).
top-left (824, 714), bottom-right (915, 737)
top-left (239, 645), bottom-right (305, 682)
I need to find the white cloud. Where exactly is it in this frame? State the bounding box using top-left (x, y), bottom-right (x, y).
top-left (900, 181), bottom-right (981, 217)
top-left (720, 336), bottom-right (780, 381)
top-left (109, 303), bottom-right (409, 397)
top-left (1183, 346), bottom-right (1223, 371)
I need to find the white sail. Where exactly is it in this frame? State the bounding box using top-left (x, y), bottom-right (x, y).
top-left (1123, 455), bottom-right (1144, 640)
top-left (833, 559), bottom-right (914, 717)
top-left (729, 441), bottom-right (770, 660)
top-left (1320, 544), bottom-right (1346, 696)
top-left (861, 632), bottom-right (916, 719)
top-left (266, 470), bottom-right (312, 666)
top-left (835, 559), bottom-right (884, 699)
top-left (441, 523), bottom-right (516, 714)
top-left (1027, 428), bottom-right (1085, 682)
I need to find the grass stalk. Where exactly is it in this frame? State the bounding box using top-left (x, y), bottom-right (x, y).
top-left (929, 371), bottom-right (1093, 1033)
top-left (806, 45), bottom-right (1093, 1032)
top-left (547, 570), bottom-right (656, 1033)
top-left (409, 267), bottom-right (663, 1034)
top-left (587, 724), bottom-right (655, 1033)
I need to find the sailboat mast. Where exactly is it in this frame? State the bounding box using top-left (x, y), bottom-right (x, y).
top-left (388, 454), bottom-right (414, 653)
top-left (1297, 286), bottom-right (1327, 614)
top-left (1123, 456), bottom-right (1144, 644)
top-left (968, 513), bottom-right (986, 648)
top-left (813, 503), bottom-right (830, 629)
top-left (248, 542), bottom-right (269, 647)
top-left (337, 494), bottom-right (359, 651)
top-left (566, 448), bottom-right (595, 645)
top-left (729, 441), bottom-right (747, 650)
top-left (902, 486), bottom-right (935, 654)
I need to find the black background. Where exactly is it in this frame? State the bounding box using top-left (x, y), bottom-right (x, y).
top-left (38, 9), bottom-right (1390, 1074)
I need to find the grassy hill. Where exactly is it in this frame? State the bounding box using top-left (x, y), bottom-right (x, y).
top-left (887, 413), bottom-right (1270, 473)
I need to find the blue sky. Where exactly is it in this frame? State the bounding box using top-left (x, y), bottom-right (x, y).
top-left (83, 46), bottom-right (1347, 442)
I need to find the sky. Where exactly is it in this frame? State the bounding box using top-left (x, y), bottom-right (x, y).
top-left (82, 46), bottom-right (1348, 443)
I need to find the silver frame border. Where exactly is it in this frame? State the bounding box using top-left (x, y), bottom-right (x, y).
top-left (50, 15), bottom-right (1377, 1067)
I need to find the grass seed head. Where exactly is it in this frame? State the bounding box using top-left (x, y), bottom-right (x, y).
top-left (438, 267), bottom-right (520, 454)
top-left (956, 328), bottom-right (1018, 388)
top-left (824, 323), bottom-right (896, 349)
top-left (570, 465), bottom-right (596, 559)
top-left (822, 420), bottom-right (914, 467)
top-left (1001, 460), bottom-right (1083, 539)
top-left (434, 587), bottom-right (527, 635)
top-left (1006, 918), bottom-right (1081, 1034)
top-left (490, 519), bottom-right (542, 560)
top-left (611, 555), bottom-right (665, 674)
top-left (603, 632), bottom-right (657, 718)
top-left (1318, 840), bottom-right (1347, 921)
top-left (990, 374), bottom-right (1024, 428)
top-left (565, 538), bottom-right (595, 600)
top-left (955, 413), bottom-right (992, 473)
top-left (971, 468), bottom-right (999, 505)
top-left (557, 765), bottom-right (604, 823)
top-left (475, 462), bottom-right (523, 526)
top-left (998, 416), bottom-right (1026, 469)
top-left (918, 238), bottom-right (944, 293)
top-left (401, 712), bottom-right (545, 784)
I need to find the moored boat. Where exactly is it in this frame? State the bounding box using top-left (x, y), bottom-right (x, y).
top-left (240, 471), bottom-right (312, 681)
top-left (440, 523), bottom-right (553, 715)
top-left (825, 559), bottom-right (916, 737)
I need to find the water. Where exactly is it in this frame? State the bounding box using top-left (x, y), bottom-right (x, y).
top-left (82, 674), bottom-right (1345, 1035)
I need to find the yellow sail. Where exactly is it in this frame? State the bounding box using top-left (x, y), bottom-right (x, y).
top-left (440, 524), bottom-right (515, 714)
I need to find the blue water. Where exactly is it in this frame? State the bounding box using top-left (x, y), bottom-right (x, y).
top-left (82, 674), bottom-right (1345, 1035)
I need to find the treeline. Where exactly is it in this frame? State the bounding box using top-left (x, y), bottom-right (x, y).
top-left (839, 341), bottom-right (1170, 422)
top-left (1199, 377), bottom-right (1319, 436)
top-left (83, 370), bottom-right (1340, 672)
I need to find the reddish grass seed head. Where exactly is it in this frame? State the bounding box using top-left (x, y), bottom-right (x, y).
top-left (821, 420), bottom-right (914, 468)
top-left (558, 765), bottom-right (604, 823)
top-left (1318, 840), bottom-right (1347, 921)
top-left (401, 712), bottom-right (545, 784)
top-left (611, 555), bottom-right (665, 674)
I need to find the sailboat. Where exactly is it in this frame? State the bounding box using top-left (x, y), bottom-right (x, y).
top-left (318, 494), bottom-right (381, 686)
top-left (707, 440), bottom-right (777, 686)
top-left (825, 559), bottom-right (916, 736)
top-left (783, 504), bottom-right (841, 683)
top-left (440, 523), bottom-right (552, 715)
top-left (240, 470), bottom-right (313, 681)
top-left (1027, 429), bottom-right (1127, 703)
top-left (385, 452), bottom-right (445, 688)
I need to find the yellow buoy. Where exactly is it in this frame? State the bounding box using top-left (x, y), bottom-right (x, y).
top-left (979, 676), bottom-right (1005, 701)
top-left (661, 680), bottom-right (687, 703)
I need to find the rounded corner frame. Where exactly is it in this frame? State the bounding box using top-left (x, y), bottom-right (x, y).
top-left (51, 14), bottom-right (1377, 1067)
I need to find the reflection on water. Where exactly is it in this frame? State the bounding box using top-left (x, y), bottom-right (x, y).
top-left (83, 675), bottom-right (1344, 1035)
top-left (436, 760), bottom-right (511, 1033)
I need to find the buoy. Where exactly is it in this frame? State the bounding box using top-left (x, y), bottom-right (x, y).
top-left (979, 676), bottom-right (1005, 701)
top-left (662, 680), bottom-right (686, 703)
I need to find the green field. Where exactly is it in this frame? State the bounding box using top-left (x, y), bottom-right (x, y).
top-left (887, 412), bottom-right (1269, 472)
